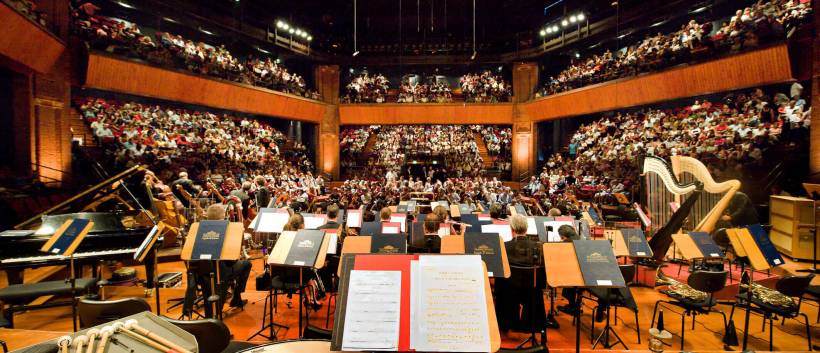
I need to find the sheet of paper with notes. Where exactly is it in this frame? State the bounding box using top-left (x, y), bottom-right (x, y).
top-left (341, 270), bottom-right (402, 351)
top-left (411, 255), bottom-right (490, 352)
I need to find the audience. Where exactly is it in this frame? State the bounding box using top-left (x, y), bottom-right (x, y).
top-left (460, 71), bottom-right (512, 103)
top-left (342, 72), bottom-right (390, 103)
top-left (340, 125), bottom-right (513, 180)
top-left (397, 80), bottom-right (453, 103)
top-left (6, 0), bottom-right (48, 26)
top-left (529, 87), bottom-right (810, 211)
top-left (71, 2), bottom-right (320, 100)
top-left (536, 0), bottom-right (813, 98)
top-left (77, 97), bottom-right (314, 185)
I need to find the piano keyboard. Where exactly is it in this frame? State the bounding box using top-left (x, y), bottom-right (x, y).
top-left (0, 248), bottom-right (137, 264)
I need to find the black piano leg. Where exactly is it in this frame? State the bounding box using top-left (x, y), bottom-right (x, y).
top-left (5, 270), bottom-right (22, 286)
top-left (144, 249), bottom-right (156, 289)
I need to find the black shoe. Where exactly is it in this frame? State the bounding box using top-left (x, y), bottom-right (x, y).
top-left (230, 299), bottom-right (248, 309)
top-left (595, 308), bottom-right (606, 322)
top-left (558, 305), bottom-right (580, 316)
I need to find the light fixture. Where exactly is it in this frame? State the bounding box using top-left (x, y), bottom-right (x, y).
top-left (256, 47), bottom-right (270, 54)
top-left (349, 68), bottom-right (355, 73)
top-left (199, 27), bottom-right (214, 35)
top-left (282, 23), bottom-right (290, 30)
top-left (690, 5), bottom-right (709, 14)
top-left (276, 20), bottom-right (285, 29)
top-left (570, 15), bottom-right (577, 23)
top-left (162, 17), bottom-right (178, 23)
top-left (295, 29), bottom-right (302, 36)
top-left (470, 51), bottom-right (477, 60)
top-left (307, 36), bottom-right (313, 41)
top-left (575, 52), bottom-right (580, 58)
top-left (352, 51), bottom-right (360, 56)
top-left (288, 28), bottom-right (295, 34)
top-left (552, 25), bottom-right (559, 32)
top-left (577, 13), bottom-right (585, 21)
top-left (539, 29), bottom-right (546, 36)
top-left (116, 1), bottom-right (134, 9)
top-left (561, 19), bottom-right (569, 27)
top-left (651, 20), bottom-right (666, 27)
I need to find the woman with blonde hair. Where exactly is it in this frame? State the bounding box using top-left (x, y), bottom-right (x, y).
top-left (283, 213), bottom-right (304, 231)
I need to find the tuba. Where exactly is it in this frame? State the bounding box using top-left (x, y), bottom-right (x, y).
top-left (654, 267), bottom-right (708, 302)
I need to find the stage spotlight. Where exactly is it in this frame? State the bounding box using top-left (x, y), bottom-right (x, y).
top-left (561, 19), bottom-right (569, 27)
top-left (276, 21), bottom-right (285, 29)
top-left (282, 23), bottom-right (290, 30)
top-left (288, 28), bottom-right (295, 34)
top-left (307, 36), bottom-right (313, 41)
top-left (577, 13), bottom-right (585, 21)
top-left (552, 25), bottom-right (559, 32)
top-left (570, 15), bottom-right (577, 23)
top-left (302, 32), bottom-right (309, 38)
top-left (539, 29), bottom-right (546, 37)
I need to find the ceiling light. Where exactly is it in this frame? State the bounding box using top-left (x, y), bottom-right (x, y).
top-left (256, 47), bottom-right (270, 54)
top-left (552, 25), bottom-right (559, 32)
top-left (352, 51), bottom-right (360, 56)
top-left (307, 36), bottom-right (313, 41)
top-left (276, 21), bottom-right (285, 29)
top-left (288, 28), bottom-right (295, 34)
top-left (295, 29), bottom-right (302, 36)
top-left (116, 1), bottom-right (134, 9)
top-left (539, 29), bottom-right (546, 37)
top-left (575, 52), bottom-right (580, 58)
top-left (199, 27), bottom-right (214, 35)
top-left (561, 19), bottom-right (569, 27)
top-left (301, 32), bottom-right (309, 38)
top-left (577, 13), bottom-right (585, 21)
top-left (570, 15), bottom-right (577, 23)
top-left (690, 5), bottom-right (709, 14)
top-left (470, 51), bottom-right (477, 60)
top-left (282, 23), bottom-right (290, 30)
top-left (162, 17), bottom-right (178, 23)
top-left (651, 20), bottom-right (666, 27)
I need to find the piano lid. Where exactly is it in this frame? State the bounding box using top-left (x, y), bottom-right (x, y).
top-left (15, 165), bottom-right (146, 230)
top-left (34, 212), bottom-right (126, 236)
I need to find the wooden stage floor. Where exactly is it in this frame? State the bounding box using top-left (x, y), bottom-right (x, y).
top-left (2, 251), bottom-right (819, 352)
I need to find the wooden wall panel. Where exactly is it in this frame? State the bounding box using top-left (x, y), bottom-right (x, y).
top-left (85, 54), bottom-right (328, 123)
top-left (0, 3), bottom-right (65, 74)
top-left (522, 45), bottom-right (794, 121)
top-left (338, 103), bottom-right (514, 125)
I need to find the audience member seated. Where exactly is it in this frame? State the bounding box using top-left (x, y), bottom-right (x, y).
top-left (460, 71), bottom-right (512, 103)
top-left (342, 72), bottom-right (389, 103)
top-left (535, 0), bottom-right (812, 98)
top-left (71, 2), bottom-right (320, 100)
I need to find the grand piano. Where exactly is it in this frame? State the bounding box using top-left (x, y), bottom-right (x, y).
top-left (0, 165), bottom-right (157, 285)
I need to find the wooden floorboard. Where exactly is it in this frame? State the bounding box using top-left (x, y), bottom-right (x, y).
top-left (1, 250), bottom-right (818, 352)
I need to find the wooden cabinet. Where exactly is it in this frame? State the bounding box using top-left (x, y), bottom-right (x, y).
top-left (769, 196), bottom-right (819, 261)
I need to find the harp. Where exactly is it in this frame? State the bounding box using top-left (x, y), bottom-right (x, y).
top-left (670, 155), bottom-right (741, 234)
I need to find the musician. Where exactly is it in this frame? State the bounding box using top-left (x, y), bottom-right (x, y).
top-left (489, 203), bottom-right (505, 221)
top-left (432, 205), bottom-right (458, 235)
top-left (494, 214), bottom-right (547, 332)
top-left (253, 176), bottom-right (272, 208)
top-left (717, 191), bottom-right (759, 228)
top-left (183, 204), bottom-right (252, 318)
top-left (379, 207), bottom-right (392, 222)
top-left (558, 225), bottom-right (582, 316)
top-left (283, 213), bottom-right (305, 231)
top-left (170, 172), bottom-right (197, 207)
top-left (230, 182), bottom-right (252, 218)
top-left (318, 204), bottom-right (342, 231)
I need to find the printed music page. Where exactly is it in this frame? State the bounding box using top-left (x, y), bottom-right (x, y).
top-left (412, 255), bottom-right (490, 352)
top-left (341, 270), bottom-right (402, 351)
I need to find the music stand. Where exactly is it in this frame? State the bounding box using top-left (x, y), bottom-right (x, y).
top-left (40, 218), bottom-right (94, 332)
top-left (440, 234), bottom-right (511, 278)
top-left (263, 230), bottom-right (330, 339)
top-left (543, 241), bottom-right (626, 352)
top-left (134, 223), bottom-right (165, 315)
top-left (181, 221), bottom-right (244, 320)
top-left (725, 227), bottom-right (781, 351)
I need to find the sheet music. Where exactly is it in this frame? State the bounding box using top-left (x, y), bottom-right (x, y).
top-left (481, 224), bottom-right (512, 242)
top-left (133, 225), bottom-right (159, 260)
top-left (256, 212), bottom-right (289, 233)
top-left (341, 270), bottom-right (402, 351)
top-left (347, 211), bottom-right (362, 228)
top-left (303, 215), bottom-right (327, 230)
top-left (526, 217), bottom-right (537, 235)
top-left (545, 220), bottom-right (574, 242)
top-left (390, 215), bottom-right (407, 232)
top-left (326, 232), bottom-right (338, 254)
top-left (382, 225), bottom-right (401, 234)
top-left (412, 255), bottom-right (490, 352)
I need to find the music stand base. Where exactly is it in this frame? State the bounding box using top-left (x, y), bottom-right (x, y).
top-left (591, 305), bottom-right (627, 349)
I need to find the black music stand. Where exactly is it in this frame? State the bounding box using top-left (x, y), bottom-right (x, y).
top-left (255, 230), bottom-right (330, 340)
top-left (134, 223), bottom-right (164, 315)
top-left (39, 218), bottom-right (94, 332)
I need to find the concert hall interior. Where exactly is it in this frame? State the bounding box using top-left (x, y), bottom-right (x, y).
top-left (0, 0), bottom-right (819, 352)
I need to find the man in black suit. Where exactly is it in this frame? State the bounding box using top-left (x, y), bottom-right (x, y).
top-left (494, 215), bottom-right (546, 333)
top-left (318, 203), bottom-right (342, 231)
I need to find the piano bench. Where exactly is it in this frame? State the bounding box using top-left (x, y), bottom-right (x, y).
top-left (0, 278), bottom-right (97, 328)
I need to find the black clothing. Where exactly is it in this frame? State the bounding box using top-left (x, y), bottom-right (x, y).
top-left (494, 236), bottom-right (547, 332)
